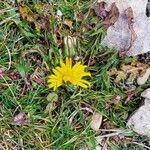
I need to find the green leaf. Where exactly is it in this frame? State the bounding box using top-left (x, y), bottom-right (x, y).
top-left (16, 63), bottom-right (28, 78)
top-left (46, 92), bottom-right (58, 102)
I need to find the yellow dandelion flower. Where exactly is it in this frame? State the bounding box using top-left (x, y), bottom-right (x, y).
top-left (47, 57), bottom-right (91, 91)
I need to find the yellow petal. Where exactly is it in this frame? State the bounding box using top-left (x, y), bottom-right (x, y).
top-left (72, 62), bottom-right (81, 71)
top-left (80, 79), bottom-right (91, 86)
top-left (48, 83), bottom-right (55, 88)
top-left (81, 72), bottom-right (91, 77)
top-left (77, 82), bottom-right (88, 88)
top-left (53, 68), bottom-right (60, 75)
top-left (60, 59), bottom-right (66, 68)
top-left (48, 75), bottom-right (57, 79)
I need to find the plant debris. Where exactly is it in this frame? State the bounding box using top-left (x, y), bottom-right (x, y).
top-left (90, 111), bottom-right (103, 131)
top-left (124, 90), bottom-right (134, 104)
top-left (108, 61), bottom-right (149, 84)
top-left (18, 4), bottom-right (50, 32)
top-left (103, 2), bottom-right (119, 29)
top-left (12, 112), bottom-right (27, 125)
top-left (105, 95), bottom-right (121, 110)
top-left (94, 2), bottom-right (108, 20)
top-left (119, 7), bottom-right (137, 56)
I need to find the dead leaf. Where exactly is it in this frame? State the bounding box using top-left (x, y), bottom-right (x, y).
top-left (30, 74), bottom-right (43, 84)
top-left (94, 2), bottom-right (108, 20)
top-left (95, 136), bottom-right (108, 150)
top-left (105, 95), bottom-right (121, 110)
top-left (103, 2), bottom-right (119, 29)
top-left (35, 16), bottom-right (50, 32)
top-left (126, 7), bottom-right (137, 51)
top-left (19, 4), bottom-right (35, 22)
top-left (8, 71), bottom-right (20, 80)
top-left (18, 4), bottom-right (28, 19)
top-left (90, 111), bottom-right (103, 131)
top-left (30, 67), bottom-right (44, 84)
top-left (0, 69), bottom-right (5, 77)
top-left (19, 4), bottom-right (50, 32)
top-left (119, 7), bottom-right (137, 56)
top-left (108, 61), bottom-right (149, 83)
top-left (12, 112), bottom-right (27, 125)
top-left (124, 90), bottom-right (134, 104)
top-left (53, 27), bottom-right (63, 48)
top-left (64, 19), bottom-right (73, 28)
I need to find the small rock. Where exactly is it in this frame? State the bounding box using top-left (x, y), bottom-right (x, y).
top-left (127, 89), bottom-right (150, 137)
top-left (99, 0), bottom-right (150, 56)
top-left (137, 68), bottom-right (150, 85)
top-left (141, 88), bottom-right (150, 100)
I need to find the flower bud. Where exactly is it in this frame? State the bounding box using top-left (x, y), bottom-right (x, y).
top-left (64, 36), bottom-right (76, 57)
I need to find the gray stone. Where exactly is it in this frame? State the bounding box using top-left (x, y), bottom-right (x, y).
top-left (127, 89), bottom-right (150, 137)
top-left (141, 88), bottom-right (150, 99)
top-left (98, 0), bottom-right (150, 56)
top-left (137, 68), bottom-right (150, 85)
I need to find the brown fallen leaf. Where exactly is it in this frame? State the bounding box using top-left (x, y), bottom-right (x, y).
top-left (64, 19), bottom-right (73, 28)
top-left (0, 69), bottom-right (5, 77)
top-left (35, 16), bottom-right (50, 32)
top-left (124, 90), bottom-right (134, 104)
top-left (119, 7), bottom-right (137, 56)
top-left (103, 2), bottom-right (119, 29)
top-left (19, 4), bottom-right (35, 22)
top-left (108, 60), bottom-right (149, 83)
top-left (8, 71), bottom-right (20, 80)
top-left (94, 2), bottom-right (108, 20)
top-left (126, 7), bottom-right (137, 51)
top-left (90, 111), bottom-right (103, 131)
top-left (19, 4), bottom-right (50, 32)
top-left (30, 67), bottom-right (44, 84)
top-left (105, 95), bottom-right (121, 110)
top-left (53, 27), bottom-right (63, 48)
top-left (12, 112), bottom-right (27, 125)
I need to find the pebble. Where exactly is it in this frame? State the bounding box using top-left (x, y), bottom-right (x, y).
top-left (137, 68), bottom-right (150, 85)
top-left (127, 89), bottom-right (150, 137)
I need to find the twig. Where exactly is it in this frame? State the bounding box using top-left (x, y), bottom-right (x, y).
top-left (131, 142), bottom-right (150, 150)
top-left (99, 129), bottom-right (123, 132)
top-left (96, 132), bottom-right (120, 139)
top-left (102, 137), bottom-right (109, 150)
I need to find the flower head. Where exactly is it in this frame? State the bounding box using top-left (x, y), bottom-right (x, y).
top-left (47, 58), bottom-right (91, 91)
